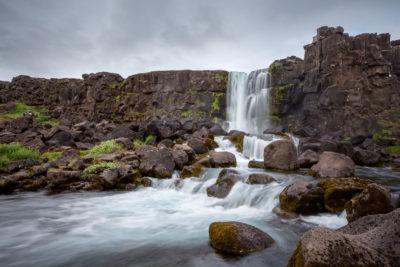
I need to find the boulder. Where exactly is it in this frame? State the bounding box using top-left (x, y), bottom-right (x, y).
top-left (115, 137), bottom-right (134, 150)
top-left (209, 151), bottom-right (236, 167)
top-left (47, 170), bottom-right (82, 191)
top-left (139, 148), bottom-right (175, 178)
top-left (264, 140), bottom-right (299, 171)
top-left (310, 151), bottom-right (355, 178)
top-left (298, 149), bottom-right (318, 168)
top-left (187, 138), bottom-right (207, 154)
top-left (247, 173), bottom-right (276, 184)
top-left (180, 165), bottom-right (203, 178)
top-left (209, 221), bottom-right (274, 256)
top-left (171, 150), bottom-right (189, 170)
top-left (206, 169), bottom-right (241, 198)
top-left (209, 124), bottom-right (226, 135)
top-left (6, 159), bottom-right (40, 173)
top-left (345, 183), bottom-right (393, 222)
top-left (353, 147), bottom-right (381, 166)
top-left (195, 156), bottom-right (213, 167)
top-left (173, 144), bottom-right (196, 161)
top-left (279, 180), bottom-right (325, 214)
top-left (288, 209), bottom-right (400, 267)
top-left (226, 130), bottom-right (245, 152)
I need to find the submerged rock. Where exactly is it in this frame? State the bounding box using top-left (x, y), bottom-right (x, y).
top-left (180, 165), bottom-right (202, 179)
top-left (209, 221), bottom-right (274, 256)
top-left (264, 140), bottom-right (299, 171)
top-left (310, 151), bottom-right (355, 178)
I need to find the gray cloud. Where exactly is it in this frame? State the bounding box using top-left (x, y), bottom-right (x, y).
top-left (0, 0), bottom-right (399, 80)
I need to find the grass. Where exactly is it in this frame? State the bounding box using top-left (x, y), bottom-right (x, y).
top-left (41, 151), bottom-right (62, 161)
top-left (0, 143), bottom-right (40, 169)
top-left (83, 162), bottom-right (118, 176)
top-left (0, 102), bottom-right (58, 125)
top-left (182, 110), bottom-right (192, 117)
top-left (114, 95), bottom-right (120, 102)
top-left (134, 135), bottom-right (156, 147)
top-left (344, 137), bottom-right (351, 141)
top-left (145, 135), bottom-right (156, 144)
top-left (215, 74), bottom-right (224, 80)
top-left (386, 145), bottom-right (400, 155)
top-left (211, 92), bottom-right (224, 113)
top-left (88, 140), bottom-right (124, 156)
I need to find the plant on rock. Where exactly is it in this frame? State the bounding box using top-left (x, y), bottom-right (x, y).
top-left (88, 140), bottom-right (124, 156)
top-left (82, 162), bottom-right (118, 176)
top-left (0, 143), bottom-right (40, 169)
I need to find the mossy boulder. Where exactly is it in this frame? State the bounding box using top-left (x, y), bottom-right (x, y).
top-left (316, 177), bottom-right (374, 213)
top-left (279, 180), bottom-right (325, 214)
top-left (180, 164), bottom-right (203, 178)
top-left (226, 130), bottom-right (246, 152)
top-left (209, 221), bottom-right (274, 256)
top-left (248, 160), bottom-right (264, 169)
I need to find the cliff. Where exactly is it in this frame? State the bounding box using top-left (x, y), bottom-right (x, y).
top-left (0, 70), bottom-right (228, 123)
top-left (268, 26), bottom-right (400, 154)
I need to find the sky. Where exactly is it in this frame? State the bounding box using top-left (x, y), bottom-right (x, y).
top-left (0, 0), bottom-right (399, 81)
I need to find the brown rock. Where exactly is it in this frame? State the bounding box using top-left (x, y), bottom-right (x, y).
top-left (247, 173), bottom-right (276, 184)
top-left (311, 151), bottom-right (355, 178)
top-left (264, 140), bottom-right (299, 171)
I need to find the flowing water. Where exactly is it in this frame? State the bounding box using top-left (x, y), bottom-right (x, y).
top-left (0, 137), bottom-right (359, 267)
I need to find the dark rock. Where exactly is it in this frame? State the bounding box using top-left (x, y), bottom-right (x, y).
top-left (195, 156), bottom-right (213, 168)
top-left (115, 137), bottom-right (134, 150)
top-left (310, 151), bottom-right (355, 178)
top-left (247, 173), bottom-right (276, 184)
top-left (353, 147), bottom-right (381, 166)
top-left (158, 139), bottom-right (174, 149)
top-left (209, 124), bottom-right (226, 135)
top-left (173, 144), bottom-right (196, 161)
top-left (47, 170), bottom-right (82, 191)
top-left (187, 138), bottom-right (207, 154)
top-left (180, 165), bottom-right (203, 178)
top-left (264, 140), bottom-right (299, 171)
top-left (345, 183), bottom-right (393, 222)
top-left (6, 159), bottom-right (40, 173)
top-left (263, 125), bottom-right (285, 135)
top-left (279, 180), bottom-right (325, 214)
top-left (209, 221), bottom-right (274, 256)
top-left (298, 149), bottom-right (318, 168)
top-left (171, 150), bottom-right (189, 170)
top-left (139, 148), bottom-right (175, 178)
top-left (206, 169), bottom-right (241, 198)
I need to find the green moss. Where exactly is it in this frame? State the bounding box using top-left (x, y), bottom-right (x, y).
top-left (145, 135), bottom-right (156, 144)
top-left (120, 79), bottom-right (127, 87)
top-left (34, 114), bottom-right (58, 126)
top-left (109, 84), bottom-right (116, 89)
top-left (215, 74), bottom-right (224, 80)
top-left (88, 140), bottom-right (123, 155)
top-left (41, 151), bottom-right (62, 161)
top-left (268, 115), bottom-right (281, 122)
top-left (0, 143), bottom-right (40, 169)
top-left (83, 162), bottom-right (118, 176)
top-left (181, 110), bottom-right (192, 117)
top-left (344, 137), bottom-right (351, 141)
top-left (195, 97), bottom-right (201, 104)
top-left (189, 89), bottom-right (200, 95)
top-left (386, 145), bottom-right (400, 155)
top-left (114, 95), bottom-right (120, 102)
top-left (168, 97), bottom-right (173, 105)
top-left (133, 139), bottom-right (144, 147)
top-left (269, 62), bottom-right (283, 73)
top-left (211, 92), bottom-right (224, 114)
top-left (196, 111), bottom-right (204, 116)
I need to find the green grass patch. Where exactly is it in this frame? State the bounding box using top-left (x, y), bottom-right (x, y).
top-left (215, 74), bottom-right (224, 80)
top-left (114, 95), bottom-right (120, 102)
top-left (182, 110), bottom-right (192, 117)
top-left (88, 140), bottom-right (124, 156)
top-left (83, 162), bottom-right (118, 176)
top-left (269, 62), bottom-right (283, 73)
top-left (211, 92), bottom-right (224, 113)
top-left (343, 137), bottom-right (351, 141)
top-left (145, 135), bottom-right (156, 144)
top-left (386, 145), bottom-right (400, 155)
top-left (0, 143), bottom-right (40, 169)
top-left (195, 98), bottom-right (201, 104)
top-left (41, 151), bottom-right (62, 161)
top-left (0, 102), bottom-right (58, 125)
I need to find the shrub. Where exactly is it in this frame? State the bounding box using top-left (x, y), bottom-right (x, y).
top-left (83, 162), bottom-right (118, 176)
top-left (88, 140), bottom-right (123, 155)
top-left (0, 143), bottom-right (40, 168)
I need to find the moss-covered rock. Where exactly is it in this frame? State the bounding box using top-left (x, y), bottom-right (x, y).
top-left (279, 180), bottom-right (325, 214)
top-left (316, 177), bottom-right (374, 213)
top-left (180, 164), bottom-right (203, 178)
top-left (209, 221), bottom-right (274, 256)
top-left (248, 160), bottom-right (264, 169)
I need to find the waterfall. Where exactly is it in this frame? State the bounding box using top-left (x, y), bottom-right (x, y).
top-left (226, 69), bottom-right (271, 135)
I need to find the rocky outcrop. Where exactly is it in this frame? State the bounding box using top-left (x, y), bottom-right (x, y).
top-left (209, 221), bottom-right (274, 256)
top-left (288, 209), bottom-right (400, 267)
top-left (0, 70), bottom-right (228, 123)
top-left (264, 139), bottom-right (299, 171)
top-left (269, 26), bottom-right (400, 163)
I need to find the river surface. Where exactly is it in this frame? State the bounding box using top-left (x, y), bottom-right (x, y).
top-left (0, 137), bottom-right (399, 267)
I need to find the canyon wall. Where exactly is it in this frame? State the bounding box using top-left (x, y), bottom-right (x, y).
top-left (269, 26), bottom-right (400, 151)
top-left (0, 70), bottom-right (228, 123)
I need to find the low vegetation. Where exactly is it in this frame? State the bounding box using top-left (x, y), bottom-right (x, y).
top-left (0, 143), bottom-right (40, 169)
top-left (41, 151), bottom-right (62, 161)
top-left (0, 102), bottom-right (58, 125)
top-left (83, 162), bottom-right (118, 176)
top-left (88, 140), bottom-right (124, 155)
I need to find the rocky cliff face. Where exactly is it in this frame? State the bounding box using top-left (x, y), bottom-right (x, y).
top-left (0, 70), bottom-right (228, 123)
top-left (268, 26), bottom-right (400, 157)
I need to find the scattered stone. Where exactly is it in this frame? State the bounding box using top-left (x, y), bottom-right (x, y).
top-left (353, 147), bottom-right (381, 166)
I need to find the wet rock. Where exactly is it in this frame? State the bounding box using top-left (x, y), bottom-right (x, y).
top-left (173, 144), bottom-right (196, 162)
top-left (206, 169), bottom-right (241, 198)
top-left (316, 177), bottom-right (374, 213)
top-left (171, 150), bottom-right (189, 170)
top-left (195, 156), bottom-right (213, 168)
top-left (187, 138), bottom-right (207, 154)
top-left (288, 209), bottom-right (400, 267)
top-left (248, 160), bottom-right (264, 169)
top-left (264, 140), bottom-right (299, 171)
top-left (209, 221), bottom-right (274, 256)
top-left (226, 130), bottom-right (245, 152)
top-left (209, 151), bottom-right (236, 168)
top-left (209, 124), bottom-right (226, 135)
top-left (0, 178), bottom-right (18, 194)
top-left (298, 149), bottom-right (318, 168)
top-left (203, 138), bottom-right (218, 150)
top-left (345, 183), bottom-right (393, 222)
top-left (180, 165), bottom-right (203, 178)
top-left (279, 180), bottom-right (325, 214)
top-left (353, 147), bottom-right (381, 166)
top-left (139, 148), bottom-right (175, 178)
top-left (247, 173), bottom-right (276, 184)
top-left (272, 207), bottom-right (299, 219)
top-left (47, 170), bottom-right (82, 191)
top-left (310, 151), bottom-right (355, 178)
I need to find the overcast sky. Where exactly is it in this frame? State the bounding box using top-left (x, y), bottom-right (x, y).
top-left (0, 0), bottom-right (399, 81)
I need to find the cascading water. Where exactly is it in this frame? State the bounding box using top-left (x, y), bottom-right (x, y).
top-left (226, 69), bottom-right (271, 135)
